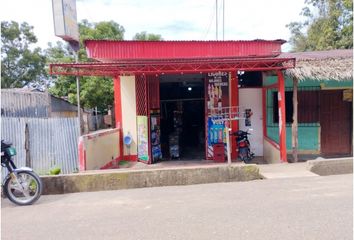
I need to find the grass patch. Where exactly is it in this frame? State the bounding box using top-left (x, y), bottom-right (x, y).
top-left (119, 161), bottom-right (130, 167)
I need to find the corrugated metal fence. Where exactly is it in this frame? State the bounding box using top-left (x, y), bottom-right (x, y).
top-left (1, 90), bottom-right (50, 117)
top-left (1, 117), bottom-right (79, 176)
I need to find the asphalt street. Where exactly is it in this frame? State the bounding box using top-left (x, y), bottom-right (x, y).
top-left (2, 174), bottom-right (353, 240)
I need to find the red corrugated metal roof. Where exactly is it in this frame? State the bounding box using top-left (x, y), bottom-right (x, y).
top-left (84, 39), bottom-right (286, 62)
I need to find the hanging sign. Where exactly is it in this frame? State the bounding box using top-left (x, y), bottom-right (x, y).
top-left (52, 0), bottom-right (79, 43)
top-left (245, 108), bottom-right (253, 126)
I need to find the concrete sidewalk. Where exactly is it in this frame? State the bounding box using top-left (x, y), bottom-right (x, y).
top-left (40, 157), bottom-right (352, 195)
top-left (40, 163), bottom-right (262, 195)
top-left (127, 157), bottom-right (352, 179)
top-left (258, 162), bottom-right (319, 179)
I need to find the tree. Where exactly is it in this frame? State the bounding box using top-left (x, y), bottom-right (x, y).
top-left (1, 21), bottom-right (47, 88)
top-left (78, 20), bottom-right (125, 61)
top-left (287, 0), bottom-right (353, 51)
top-left (47, 20), bottom-right (125, 111)
top-left (133, 31), bottom-right (163, 40)
top-left (45, 41), bottom-right (76, 99)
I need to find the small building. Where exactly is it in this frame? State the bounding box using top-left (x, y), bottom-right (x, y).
top-left (49, 40), bottom-right (353, 169)
top-left (1, 88), bottom-right (78, 118)
top-left (266, 49), bottom-right (353, 159)
top-left (51, 40), bottom-right (297, 168)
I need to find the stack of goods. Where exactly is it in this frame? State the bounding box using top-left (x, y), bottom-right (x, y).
top-left (151, 130), bottom-right (162, 161)
top-left (169, 132), bottom-right (180, 159)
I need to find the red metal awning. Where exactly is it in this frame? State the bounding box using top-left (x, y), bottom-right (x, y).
top-left (50, 56), bottom-right (295, 77)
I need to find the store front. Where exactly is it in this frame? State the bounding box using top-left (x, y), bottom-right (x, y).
top-left (50, 40), bottom-right (295, 167)
top-left (158, 74), bottom-right (205, 161)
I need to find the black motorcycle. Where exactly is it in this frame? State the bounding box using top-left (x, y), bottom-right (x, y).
top-left (233, 130), bottom-right (255, 163)
top-left (1, 140), bottom-right (42, 205)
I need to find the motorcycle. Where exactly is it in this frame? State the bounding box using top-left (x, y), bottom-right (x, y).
top-left (1, 140), bottom-right (42, 205)
top-left (233, 129), bottom-right (255, 163)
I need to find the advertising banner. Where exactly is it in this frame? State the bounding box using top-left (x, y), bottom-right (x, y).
top-left (206, 72), bottom-right (229, 147)
top-left (137, 116), bottom-right (149, 162)
top-left (206, 72), bottom-right (230, 159)
top-left (206, 71), bottom-right (229, 112)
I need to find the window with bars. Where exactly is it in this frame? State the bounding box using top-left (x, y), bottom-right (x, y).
top-left (136, 75), bottom-right (148, 116)
top-left (271, 87), bottom-right (320, 125)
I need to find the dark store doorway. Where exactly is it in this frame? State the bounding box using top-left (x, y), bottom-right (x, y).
top-left (159, 74), bottom-right (205, 160)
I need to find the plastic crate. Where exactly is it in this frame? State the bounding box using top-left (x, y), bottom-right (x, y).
top-left (213, 144), bottom-right (225, 162)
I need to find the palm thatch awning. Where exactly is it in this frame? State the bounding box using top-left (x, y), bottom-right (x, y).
top-left (279, 49), bottom-right (353, 81)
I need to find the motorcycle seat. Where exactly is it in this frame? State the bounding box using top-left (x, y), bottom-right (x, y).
top-left (1, 140), bottom-right (12, 148)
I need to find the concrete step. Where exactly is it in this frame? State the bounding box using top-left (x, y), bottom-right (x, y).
top-left (258, 162), bottom-right (319, 179)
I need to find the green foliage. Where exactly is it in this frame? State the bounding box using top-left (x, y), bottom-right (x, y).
top-left (48, 20), bottom-right (125, 111)
top-left (1, 21), bottom-right (47, 88)
top-left (287, 0), bottom-right (353, 51)
top-left (79, 76), bottom-right (114, 110)
top-left (78, 20), bottom-right (125, 61)
top-left (133, 31), bottom-right (163, 40)
top-left (49, 167), bottom-right (61, 175)
top-left (45, 41), bottom-right (76, 98)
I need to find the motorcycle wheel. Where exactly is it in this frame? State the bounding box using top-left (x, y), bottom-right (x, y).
top-left (4, 170), bottom-right (42, 206)
top-left (239, 148), bottom-right (253, 164)
top-left (239, 148), bottom-right (248, 162)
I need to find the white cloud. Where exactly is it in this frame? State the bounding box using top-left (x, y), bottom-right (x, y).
top-left (1, 0), bottom-right (305, 51)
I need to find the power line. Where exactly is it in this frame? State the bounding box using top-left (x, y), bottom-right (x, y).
top-left (216, 0), bottom-right (218, 40)
top-left (201, 1), bottom-right (217, 39)
top-left (223, 0), bottom-right (225, 40)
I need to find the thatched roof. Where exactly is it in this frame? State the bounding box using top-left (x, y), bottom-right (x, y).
top-left (279, 49), bottom-right (353, 81)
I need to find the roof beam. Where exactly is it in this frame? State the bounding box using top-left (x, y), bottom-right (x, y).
top-left (50, 58), bottom-right (296, 77)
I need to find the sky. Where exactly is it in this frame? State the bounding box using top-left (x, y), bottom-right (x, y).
top-left (1, 0), bottom-right (306, 52)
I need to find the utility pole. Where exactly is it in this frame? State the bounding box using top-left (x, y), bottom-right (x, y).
top-left (74, 51), bottom-right (81, 135)
top-left (222, 0), bottom-right (225, 40)
top-left (216, 0), bottom-right (218, 40)
top-left (52, 0), bottom-right (81, 135)
top-left (95, 106), bottom-right (99, 130)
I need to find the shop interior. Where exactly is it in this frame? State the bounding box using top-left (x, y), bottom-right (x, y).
top-left (238, 71), bottom-right (263, 87)
top-left (158, 74), bottom-right (205, 161)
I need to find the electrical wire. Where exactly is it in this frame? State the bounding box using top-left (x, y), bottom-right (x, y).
top-left (201, 1), bottom-right (217, 40)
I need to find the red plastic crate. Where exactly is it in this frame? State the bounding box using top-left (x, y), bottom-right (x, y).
top-left (213, 144), bottom-right (225, 162)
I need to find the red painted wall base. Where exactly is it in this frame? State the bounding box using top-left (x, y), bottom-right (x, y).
top-left (99, 155), bottom-right (138, 170)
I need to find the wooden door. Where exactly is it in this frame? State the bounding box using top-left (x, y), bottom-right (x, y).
top-left (320, 90), bottom-right (352, 155)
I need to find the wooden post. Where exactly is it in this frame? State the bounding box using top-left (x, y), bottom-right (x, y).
top-left (25, 123), bottom-right (31, 168)
top-left (292, 77), bottom-right (299, 162)
top-left (226, 127), bottom-right (231, 165)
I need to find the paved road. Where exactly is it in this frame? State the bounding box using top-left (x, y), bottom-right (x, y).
top-left (2, 174), bottom-right (353, 240)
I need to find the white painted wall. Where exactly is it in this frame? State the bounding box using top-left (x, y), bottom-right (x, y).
top-left (80, 129), bottom-right (120, 170)
top-left (263, 138), bottom-right (280, 163)
top-left (120, 75), bottom-right (137, 155)
top-left (239, 88), bottom-right (263, 156)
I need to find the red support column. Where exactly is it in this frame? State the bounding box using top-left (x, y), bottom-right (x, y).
top-left (230, 71), bottom-right (239, 161)
top-left (277, 70), bottom-right (287, 162)
top-left (114, 76), bottom-right (124, 160)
